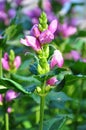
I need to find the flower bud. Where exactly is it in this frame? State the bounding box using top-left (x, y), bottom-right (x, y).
top-left (36, 87), bottom-right (41, 93)
top-left (30, 24), bottom-right (40, 38)
top-left (9, 50), bottom-right (15, 62)
top-left (5, 89), bottom-right (19, 102)
top-left (7, 107), bottom-right (12, 113)
top-left (47, 77), bottom-right (58, 86)
top-left (50, 50), bottom-right (64, 69)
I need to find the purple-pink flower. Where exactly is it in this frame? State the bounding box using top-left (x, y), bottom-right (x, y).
top-left (30, 24), bottom-right (40, 38)
top-left (61, 23), bottom-right (77, 37)
top-left (39, 30), bottom-right (54, 44)
top-left (20, 36), bottom-right (41, 51)
top-left (64, 50), bottom-right (81, 61)
top-left (7, 107), bottom-right (12, 113)
top-left (50, 50), bottom-right (64, 69)
top-left (39, 19), bottom-right (57, 44)
top-left (5, 89), bottom-right (19, 102)
top-left (20, 19), bottom-right (57, 50)
top-left (56, 0), bottom-right (70, 5)
top-left (71, 50), bottom-right (80, 61)
top-left (1, 53), bottom-right (10, 71)
top-left (47, 77), bottom-right (58, 86)
top-left (1, 52), bottom-right (21, 71)
top-left (25, 7), bottom-right (41, 24)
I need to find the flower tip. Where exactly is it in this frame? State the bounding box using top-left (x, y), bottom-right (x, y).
top-left (14, 56), bottom-right (21, 69)
top-left (20, 38), bottom-right (28, 46)
top-left (49, 19), bottom-right (58, 33)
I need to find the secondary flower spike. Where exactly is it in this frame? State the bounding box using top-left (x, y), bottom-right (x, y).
top-left (50, 50), bottom-right (64, 69)
top-left (1, 50), bottom-right (21, 72)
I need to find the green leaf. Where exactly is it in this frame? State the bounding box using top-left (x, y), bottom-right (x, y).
top-left (46, 91), bottom-right (71, 104)
top-left (0, 36), bottom-right (6, 49)
top-left (11, 74), bottom-right (40, 85)
top-left (0, 78), bottom-right (29, 94)
top-left (65, 74), bottom-right (86, 86)
top-left (56, 74), bottom-right (86, 90)
top-left (4, 24), bottom-right (22, 40)
top-left (43, 115), bottom-right (69, 130)
top-left (70, 61), bottom-right (86, 75)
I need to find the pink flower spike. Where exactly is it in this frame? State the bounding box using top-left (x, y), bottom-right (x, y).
top-left (50, 50), bottom-right (64, 69)
top-left (26, 36), bottom-right (41, 51)
top-left (5, 89), bottom-right (19, 102)
top-left (47, 77), bottom-right (58, 86)
top-left (48, 19), bottom-right (58, 33)
top-left (30, 24), bottom-right (40, 38)
top-left (14, 56), bottom-right (21, 69)
top-left (39, 30), bottom-right (54, 44)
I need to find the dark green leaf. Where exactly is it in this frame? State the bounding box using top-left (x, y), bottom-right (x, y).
top-left (4, 24), bottom-right (22, 40)
top-left (11, 74), bottom-right (40, 85)
top-left (46, 91), bottom-right (71, 104)
top-left (43, 115), bottom-right (68, 130)
top-left (0, 78), bottom-right (29, 94)
top-left (70, 61), bottom-right (86, 75)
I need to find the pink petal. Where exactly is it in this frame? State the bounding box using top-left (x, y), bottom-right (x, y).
top-left (30, 24), bottom-right (40, 37)
top-left (0, 94), bottom-right (3, 103)
top-left (5, 89), bottom-right (19, 102)
top-left (1, 58), bottom-right (10, 70)
top-left (48, 19), bottom-right (58, 33)
top-left (47, 77), bottom-right (58, 86)
top-left (20, 38), bottom-right (29, 46)
top-left (26, 36), bottom-right (41, 51)
top-left (7, 107), bottom-right (12, 113)
top-left (14, 56), bottom-right (21, 69)
top-left (62, 23), bottom-right (77, 37)
top-left (39, 30), bottom-right (54, 44)
top-left (50, 50), bottom-right (64, 69)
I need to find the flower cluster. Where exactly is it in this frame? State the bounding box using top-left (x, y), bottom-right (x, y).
top-left (1, 50), bottom-right (21, 73)
top-left (20, 16), bottom-right (57, 51)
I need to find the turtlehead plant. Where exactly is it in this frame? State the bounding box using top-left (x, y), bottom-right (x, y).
top-left (20, 12), bottom-right (64, 130)
top-left (1, 50), bottom-right (21, 73)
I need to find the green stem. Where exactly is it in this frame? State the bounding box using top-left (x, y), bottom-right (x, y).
top-left (38, 0), bottom-right (43, 10)
top-left (77, 80), bottom-right (84, 114)
top-left (5, 112), bottom-right (9, 130)
top-left (74, 80), bottom-right (84, 129)
top-left (39, 96), bottom-right (45, 130)
top-left (0, 49), bottom-right (2, 78)
top-left (39, 81), bottom-right (46, 130)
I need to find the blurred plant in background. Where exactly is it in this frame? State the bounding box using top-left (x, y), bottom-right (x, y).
top-left (0, 0), bottom-right (86, 130)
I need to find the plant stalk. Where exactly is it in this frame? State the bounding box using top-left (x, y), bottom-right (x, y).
top-left (5, 112), bottom-right (9, 130)
top-left (39, 95), bottom-right (45, 130)
top-left (38, 0), bottom-right (43, 10)
top-left (39, 81), bottom-right (46, 130)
